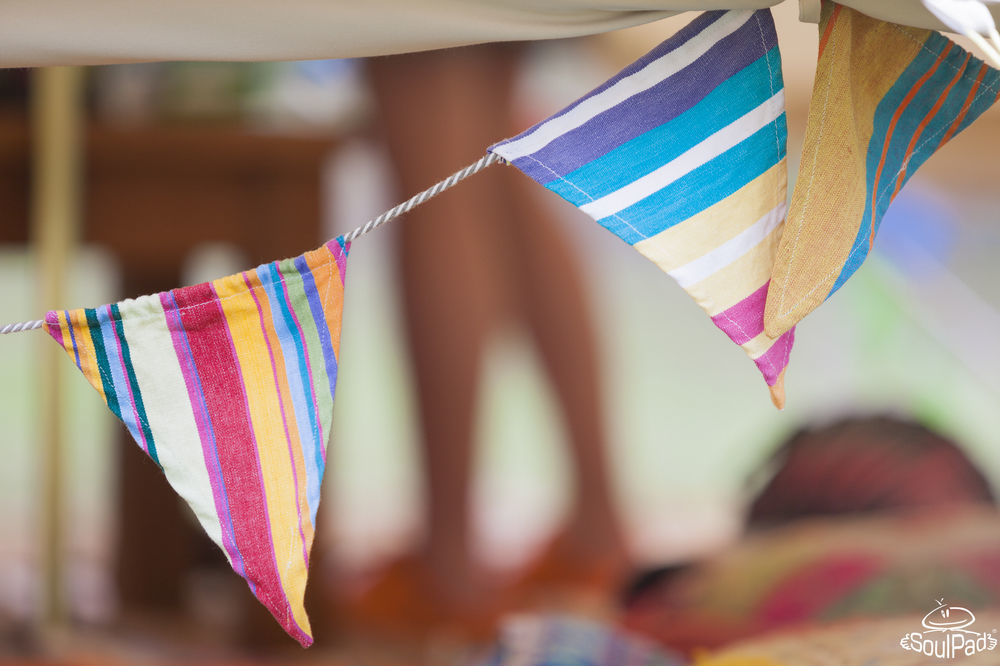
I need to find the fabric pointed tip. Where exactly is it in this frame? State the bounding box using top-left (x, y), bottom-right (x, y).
top-left (768, 370), bottom-right (786, 410)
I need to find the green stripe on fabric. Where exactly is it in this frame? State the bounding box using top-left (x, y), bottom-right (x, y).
top-left (276, 258), bottom-right (334, 442)
top-left (84, 307), bottom-right (123, 421)
top-left (111, 303), bottom-right (160, 467)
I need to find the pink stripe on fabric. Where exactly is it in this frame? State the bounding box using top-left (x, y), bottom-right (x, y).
top-left (160, 290), bottom-right (248, 585)
top-left (710, 281), bottom-right (768, 345)
top-left (45, 311), bottom-right (65, 349)
top-left (327, 238), bottom-right (349, 286)
top-left (172, 281), bottom-right (308, 645)
top-left (754, 328), bottom-right (795, 386)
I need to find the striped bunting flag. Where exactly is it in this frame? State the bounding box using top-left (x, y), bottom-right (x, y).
top-left (45, 236), bottom-right (350, 646)
top-left (490, 9), bottom-right (794, 407)
top-left (764, 1), bottom-right (1000, 337)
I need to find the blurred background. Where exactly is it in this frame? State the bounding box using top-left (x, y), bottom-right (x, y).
top-left (2, 3), bottom-right (1000, 664)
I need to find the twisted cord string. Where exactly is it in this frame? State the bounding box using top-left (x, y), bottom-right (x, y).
top-left (0, 151), bottom-right (503, 335)
top-left (1, 319), bottom-right (45, 335)
top-left (343, 151), bottom-right (500, 243)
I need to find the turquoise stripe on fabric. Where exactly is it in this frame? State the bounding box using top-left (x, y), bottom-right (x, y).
top-left (84, 308), bottom-right (122, 421)
top-left (597, 117), bottom-right (786, 245)
top-left (546, 47), bottom-right (782, 205)
top-left (111, 303), bottom-right (160, 467)
top-left (95, 306), bottom-right (148, 453)
top-left (829, 33), bottom-right (997, 297)
top-left (261, 262), bottom-right (323, 522)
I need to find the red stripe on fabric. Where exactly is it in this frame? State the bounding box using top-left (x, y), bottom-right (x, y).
top-left (869, 42), bottom-right (953, 249)
top-left (710, 282), bottom-right (769, 346)
top-left (890, 52), bottom-right (970, 200)
top-left (817, 3), bottom-right (843, 58)
top-left (939, 62), bottom-right (989, 148)
top-left (172, 283), bottom-right (300, 641)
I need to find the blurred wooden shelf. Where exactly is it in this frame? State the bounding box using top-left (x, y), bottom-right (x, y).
top-left (0, 109), bottom-right (338, 275)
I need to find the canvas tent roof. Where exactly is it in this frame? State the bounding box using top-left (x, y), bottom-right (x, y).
top-left (2, 0), bottom-right (997, 67)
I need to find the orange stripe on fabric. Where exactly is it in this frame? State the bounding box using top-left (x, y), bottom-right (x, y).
top-left (939, 62), bottom-right (989, 148)
top-left (869, 42), bottom-right (953, 249)
top-left (890, 52), bottom-right (971, 200)
top-left (300, 244), bottom-right (344, 360)
top-left (818, 3), bottom-right (843, 58)
top-left (66, 308), bottom-right (106, 402)
top-left (241, 269), bottom-right (316, 545)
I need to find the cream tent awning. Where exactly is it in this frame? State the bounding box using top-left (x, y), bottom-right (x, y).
top-left (1, 0), bottom-right (998, 67)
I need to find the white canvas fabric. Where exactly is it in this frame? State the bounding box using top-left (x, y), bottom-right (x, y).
top-left (2, 0), bottom-right (997, 67)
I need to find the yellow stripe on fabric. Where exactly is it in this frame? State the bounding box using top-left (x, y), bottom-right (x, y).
top-left (742, 330), bottom-right (781, 360)
top-left (633, 160), bottom-right (786, 273)
top-left (237, 270), bottom-right (314, 544)
top-left (213, 273), bottom-right (312, 633)
top-left (65, 308), bottom-right (106, 402)
top-left (115, 293), bottom-right (225, 552)
top-left (765, 4), bottom-right (926, 336)
top-left (688, 225), bottom-right (781, 316)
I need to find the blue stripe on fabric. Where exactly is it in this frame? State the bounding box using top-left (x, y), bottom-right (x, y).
top-left (110, 303), bottom-right (159, 467)
top-left (516, 14), bottom-right (776, 185)
top-left (293, 254), bottom-right (340, 418)
top-left (65, 310), bottom-right (81, 369)
top-left (827, 34), bottom-right (999, 298)
top-left (955, 63), bottom-right (1000, 135)
top-left (84, 307), bottom-right (122, 421)
top-left (275, 258), bottom-right (328, 525)
top-left (590, 116), bottom-right (786, 245)
top-left (545, 46), bottom-right (782, 205)
top-left (827, 34), bottom-right (945, 297)
top-left (260, 262), bottom-right (322, 522)
top-left (94, 306), bottom-right (137, 438)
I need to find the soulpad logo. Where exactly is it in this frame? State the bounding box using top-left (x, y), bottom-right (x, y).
top-left (899, 599), bottom-right (997, 659)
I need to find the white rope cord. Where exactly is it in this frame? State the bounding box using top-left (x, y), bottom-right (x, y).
top-left (1, 319), bottom-right (46, 335)
top-left (0, 151), bottom-right (503, 336)
top-left (343, 151), bottom-right (500, 243)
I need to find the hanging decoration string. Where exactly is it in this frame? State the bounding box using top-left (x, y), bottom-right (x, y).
top-left (0, 151), bottom-right (502, 336)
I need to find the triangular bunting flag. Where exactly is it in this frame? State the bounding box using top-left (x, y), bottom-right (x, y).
top-left (45, 236), bottom-right (350, 646)
top-left (490, 9), bottom-right (794, 407)
top-left (764, 1), bottom-right (1000, 337)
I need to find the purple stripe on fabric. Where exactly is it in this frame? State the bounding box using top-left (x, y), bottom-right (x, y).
top-left (292, 254), bottom-right (338, 462)
top-left (160, 290), bottom-right (250, 588)
top-left (710, 281), bottom-right (769, 345)
top-left (508, 10), bottom-right (726, 130)
top-left (106, 303), bottom-right (150, 456)
top-left (755, 328), bottom-right (795, 386)
top-left (501, 11), bottom-right (773, 183)
top-left (244, 272), bottom-right (311, 569)
top-left (65, 311), bottom-right (82, 369)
